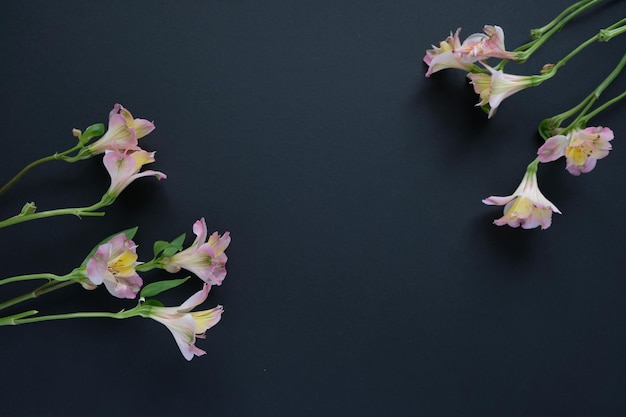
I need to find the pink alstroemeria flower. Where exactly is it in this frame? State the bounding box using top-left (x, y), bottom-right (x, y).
top-left (424, 25), bottom-right (517, 77)
top-left (483, 168), bottom-right (561, 230)
top-left (87, 104), bottom-right (155, 155)
top-left (455, 25), bottom-right (518, 62)
top-left (163, 218), bottom-right (231, 286)
top-left (103, 149), bottom-right (167, 198)
top-left (467, 65), bottom-right (536, 118)
top-left (424, 29), bottom-right (475, 77)
top-left (537, 126), bottom-right (614, 176)
top-left (146, 284), bottom-right (223, 361)
top-left (85, 233), bottom-right (143, 298)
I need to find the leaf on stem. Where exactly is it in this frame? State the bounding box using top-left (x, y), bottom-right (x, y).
top-left (140, 277), bottom-right (190, 298)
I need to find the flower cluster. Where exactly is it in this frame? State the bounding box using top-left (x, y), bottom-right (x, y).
top-left (0, 104), bottom-right (231, 361)
top-left (424, 1), bottom-right (626, 229)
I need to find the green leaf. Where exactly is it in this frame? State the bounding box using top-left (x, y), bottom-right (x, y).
top-left (141, 299), bottom-right (164, 308)
top-left (152, 240), bottom-right (171, 257)
top-left (80, 123), bottom-right (105, 144)
top-left (161, 246), bottom-right (180, 258)
top-left (140, 277), bottom-right (190, 299)
top-left (80, 227), bottom-right (139, 267)
top-left (170, 233), bottom-right (187, 250)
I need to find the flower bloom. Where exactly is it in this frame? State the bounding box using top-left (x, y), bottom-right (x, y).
top-left (146, 283), bottom-right (223, 361)
top-left (454, 25), bottom-right (518, 62)
top-left (163, 218), bottom-right (230, 286)
top-left (424, 29), bottom-right (474, 77)
top-left (87, 104), bottom-right (155, 155)
top-left (483, 168), bottom-right (561, 230)
top-left (424, 25), bottom-right (517, 77)
top-left (103, 149), bottom-right (167, 198)
top-left (85, 233), bottom-right (143, 298)
top-left (467, 65), bottom-right (536, 118)
top-left (537, 126), bottom-right (614, 176)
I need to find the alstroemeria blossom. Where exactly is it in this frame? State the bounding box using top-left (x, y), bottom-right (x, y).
top-left (87, 104), bottom-right (155, 155)
top-left (467, 65), bottom-right (536, 118)
top-left (455, 25), bottom-right (518, 62)
top-left (424, 29), bottom-right (474, 77)
top-left (537, 126), bottom-right (614, 176)
top-left (85, 233), bottom-right (143, 298)
top-left (483, 168), bottom-right (561, 230)
top-left (146, 283), bottom-right (223, 361)
top-left (103, 149), bottom-right (167, 198)
top-left (163, 218), bottom-right (230, 286)
top-left (424, 25), bottom-right (517, 77)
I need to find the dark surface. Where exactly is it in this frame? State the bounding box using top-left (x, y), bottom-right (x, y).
top-left (1, 1), bottom-right (626, 416)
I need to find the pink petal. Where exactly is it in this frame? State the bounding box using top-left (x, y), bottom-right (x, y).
top-left (537, 135), bottom-right (568, 163)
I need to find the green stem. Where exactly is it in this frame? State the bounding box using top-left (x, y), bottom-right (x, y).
top-left (0, 196), bottom-right (113, 229)
top-left (0, 304), bottom-right (147, 326)
top-left (530, 0), bottom-right (600, 39)
top-left (563, 52), bottom-right (626, 130)
top-left (550, 20), bottom-right (626, 74)
top-left (0, 272), bottom-right (71, 286)
top-left (538, 52), bottom-right (626, 137)
top-left (10, 310), bottom-right (133, 325)
top-left (526, 158), bottom-right (540, 174)
top-left (581, 90), bottom-right (626, 123)
top-left (0, 310), bottom-right (39, 325)
top-left (0, 144), bottom-right (82, 196)
top-left (0, 280), bottom-right (76, 311)
top-left (515, 0), bottom-right (604, 62)
top-left (135, 259), bottom-right (163, 272)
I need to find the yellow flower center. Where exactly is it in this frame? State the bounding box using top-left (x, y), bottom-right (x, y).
top-left (108, 250), bottom-right (138, 276)
top-left (565, 145), bottom-right (590, 166)
top-left (505, 197), bottom-right (533, 219)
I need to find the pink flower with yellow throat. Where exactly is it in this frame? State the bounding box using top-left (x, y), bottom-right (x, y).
top-left (424, 29), bottom-right (474, 77)
top-left (163, 218), bottom-right (230, 286)
top-left (103, 148), bottom-right (167, 198)
top-left (85, 233), bottom-right (143, 299)
top-left (467, 64), bottom-right (538, 118)
top-left (87, 104), bottom-right (155, 155)
top-left (454, 25), bottom-right (518, 62)
top-left (145, 283), bottom-right (223, 361)
top-left (537, 126), bottom-right (614, 175)
top-left (483, 162), bottom-right (561, 230)
top-left (424, 25), bottom-right (517, 77)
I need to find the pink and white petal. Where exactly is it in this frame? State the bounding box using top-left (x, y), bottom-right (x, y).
top-left (537, 135), bottom-right (568, 162)
top-left (482, 195), bottom-right (514, 206)
top-left (179, 284), bottom-right (211, 312)
top-left (580, 157), bottom-right (597, 174)
top-left (191, 218), bottom-right (209, 249)
top-left (85, 244), bottom-right (112, 285)
top-left (160, 314), bottom-right (202, 361)
top-left (193, 305), bottom-right (223, 334)
top-left (129, 169), bottom-right (168, 184)
top-left (104, 151), bottom-right (137, 182)
top-left (565, 162), bottom-right (583, 176)
top-left (108, 272), bottom-right (143, 299)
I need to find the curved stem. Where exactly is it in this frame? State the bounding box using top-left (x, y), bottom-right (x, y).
top-left (564, 52), bottom-right (626, 129)
top-left (0, 197), bottom-right (110, 229)
top-left (581, 90), bottom-right (626, 123)
top-left (0, 272), bottom-right (70, 286)
top-left (0, 305), bottom-right (143, 326)
top-left (530, 0), bottom-right (599, 39)
top-left (0, 144), bottom-right (82, 196)
top-left (516, 0), bottom-right (603, 62)
top-left (135, 259), bottom-right (163, 272)
top-left (0, 280), bottom-right (76, 311)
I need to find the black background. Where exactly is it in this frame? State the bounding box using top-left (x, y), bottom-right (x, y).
top-left (1, 1), bottom-right (626, 416)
